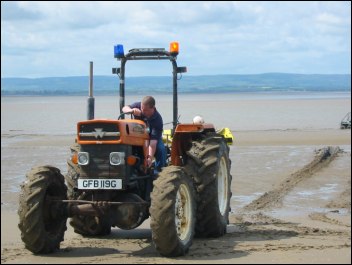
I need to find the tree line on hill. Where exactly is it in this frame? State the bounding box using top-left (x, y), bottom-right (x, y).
top-left (1, 73), bottom-right (350, 96)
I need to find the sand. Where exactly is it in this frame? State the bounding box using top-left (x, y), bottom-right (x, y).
top-left (1, 129), bottom-right (351, 264)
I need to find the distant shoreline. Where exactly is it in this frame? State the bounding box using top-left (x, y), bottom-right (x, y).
top-left (1, 90), bottom-right (351, 97)
top-left (2, 73), bottom-right (351, 96)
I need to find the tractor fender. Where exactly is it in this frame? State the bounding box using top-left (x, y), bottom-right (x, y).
top-left (171, 123), bottom-right (216, 166)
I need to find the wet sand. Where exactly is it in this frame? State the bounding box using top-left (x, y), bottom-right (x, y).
top-left (1, 129), bottom-right (351, 263)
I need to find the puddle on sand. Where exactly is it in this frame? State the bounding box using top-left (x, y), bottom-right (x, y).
top-left (230, 181), bottom-right (349, 217)
top-left (230, 193), bottom-right (264, 213)
top-left (270, 205), bottom-right (350, 219)
top-left (270, 182), bottom-right (349, 218)
top-left (294, 183), bottom-right (339, 200)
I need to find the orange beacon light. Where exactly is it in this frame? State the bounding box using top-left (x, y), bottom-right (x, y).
top-left (170, 42), bottom-right (179, 56)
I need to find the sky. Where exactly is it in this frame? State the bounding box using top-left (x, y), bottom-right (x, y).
top-left (1, 1), bottom-right (351, 78)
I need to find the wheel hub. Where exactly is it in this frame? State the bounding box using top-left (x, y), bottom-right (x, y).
top-left (175, 184), bottom-right (192, 242)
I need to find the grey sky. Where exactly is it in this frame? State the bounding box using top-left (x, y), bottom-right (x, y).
top-left (1, 1), bottom-right (351, 78)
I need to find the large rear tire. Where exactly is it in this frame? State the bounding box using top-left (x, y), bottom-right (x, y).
top-left (186, 133), bottom-right (232, 237)
top-left (65, 144), bottom-right (111, 236)
top-left (150, 166), bottom-right (196, 257)
top-left (18, 166), bottom-right (67, 254)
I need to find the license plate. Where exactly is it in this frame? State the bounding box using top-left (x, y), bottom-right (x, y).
top-left (77, 179), bottom-right (122, 189)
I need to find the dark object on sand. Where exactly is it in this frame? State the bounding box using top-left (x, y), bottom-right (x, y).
top-left (340, 112), bottom-right (351, 129)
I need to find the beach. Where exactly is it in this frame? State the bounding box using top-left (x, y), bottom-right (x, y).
top-left (1, 128), bottom-right (351, 264)
top-left (1, 93), bottom-right (351, 263)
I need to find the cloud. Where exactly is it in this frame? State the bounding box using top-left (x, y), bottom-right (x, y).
top-left (1, 1), bottom-right (351, 77)
top-left (1, 1), bottom-right (43, 21)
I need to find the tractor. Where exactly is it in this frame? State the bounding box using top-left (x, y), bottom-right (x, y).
top-left (18, 42), bottom-right (233, 257)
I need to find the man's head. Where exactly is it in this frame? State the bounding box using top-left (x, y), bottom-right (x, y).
top-left (141, 96), bottom-right (156, 118)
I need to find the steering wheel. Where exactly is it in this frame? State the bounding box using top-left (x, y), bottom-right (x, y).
top-left (118, 111), bottom-right (134, 120)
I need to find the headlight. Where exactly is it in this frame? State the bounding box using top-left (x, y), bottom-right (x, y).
top-left (110, 152), bottom-right (125, 165)
top-left (77, 152), bottom-right (89, 165)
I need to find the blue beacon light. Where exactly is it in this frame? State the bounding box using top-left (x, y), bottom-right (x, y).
top-left (114, 44), bottom-right (124, 58)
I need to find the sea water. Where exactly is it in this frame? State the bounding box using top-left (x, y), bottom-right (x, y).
top-left (1, 92), bottom-right (351, 134)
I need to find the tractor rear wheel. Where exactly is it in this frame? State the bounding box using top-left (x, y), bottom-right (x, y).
top-left (150, 166), bottom-right (196, 257)
top-left (18, 166), bottom-right (67, 254)
top-left (186, 133), bottom-right (232, 237)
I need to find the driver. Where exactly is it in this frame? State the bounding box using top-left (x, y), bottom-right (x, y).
top-left (122, 96), bottom-right (166, 171)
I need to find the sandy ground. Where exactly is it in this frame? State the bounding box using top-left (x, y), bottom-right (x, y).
top-left (1, 129), bottom-right (351, 264)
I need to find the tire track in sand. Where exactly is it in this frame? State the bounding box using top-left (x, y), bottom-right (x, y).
top-left (242, 146), bottom-right (341, 211)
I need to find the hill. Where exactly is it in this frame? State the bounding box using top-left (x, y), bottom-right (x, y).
top-left (1, 73), bottom-right (350, 95)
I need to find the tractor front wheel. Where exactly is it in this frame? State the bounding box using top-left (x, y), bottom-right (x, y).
top-left (18, 166), bottom-right (68, 254)
top-left (150, 166), bottom-right (196, 257)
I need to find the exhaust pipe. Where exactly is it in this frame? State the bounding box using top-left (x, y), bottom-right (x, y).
top-left (87, 61), bottom-right (95, 120)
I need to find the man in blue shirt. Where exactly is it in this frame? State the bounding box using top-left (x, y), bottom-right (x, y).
top-left (122, 96), bottom-right (166, 171)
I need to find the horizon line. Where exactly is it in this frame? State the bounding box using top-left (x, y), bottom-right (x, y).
top-left (2, 72), bottom-right (351, 79)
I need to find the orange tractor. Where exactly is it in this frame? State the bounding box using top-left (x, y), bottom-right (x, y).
top-left (18, 42), bottom-right (233, 257)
